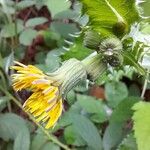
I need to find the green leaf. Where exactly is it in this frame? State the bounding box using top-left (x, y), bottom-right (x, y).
top-left (80, 0), bottom-right (139, 35)
top-left (19, 29), bottom-right (38, 46)
top-left (141, 23), bottom-right (150, 34)
top-left (67, 90), bottom-right (76, 105)
top-left (122, 51), bottom-right (146, 75)
top-left (45, 49), bottom-right (61, 72)
top-left (132, 101), bottom-right (150, 150)
top-left (54, 10), bottom-right (78, 20)
top-left (105, 81), bottom-right (128, 108)
top-left (77, 94), bottom-right (108, 123)
top-left (41, 30), bottom-right (61, 49)
top-left (103, 97), bottom-right (140, 150)
top-left (70, 114), bottom-right (103, 150)
top-left (64, 125), bottom-right (86, 146)
top-left (138, 1), bottom-right (150, 18)
top-left (0, 113), bottom-right (30, 150)
top-left (45, 0), bottom-right (71, 17)
top-left (103, 123), bottom-right (124, 150)
top-left (25, 17), bottom-right (48, 27)
top-left (42, 143), bottom-right (60, 150)
top-left (31, 129), bottom-right (60, 150)
top-left (14, 132), bottom-right (30, 150)
top-left (118, 133), bottom-right (137, 150)
top-left (51, 22), bottom-right (79, 38)
top-left (16, 0), bottom-right (35, 10)
top-left (0, 96), bottom-right (10, 112)
top-left (61, 37), bottom-right (93, 61)
top-left (129, 84), bottom-right (140, 97)
top-left (1, 22), bottom-right (24, 38)
top-left (4, 52), bottom-right (14, 74)
top-left (31, 130), bottom-right (47, 150)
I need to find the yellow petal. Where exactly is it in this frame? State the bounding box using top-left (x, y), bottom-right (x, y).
top-left (45, 99), bottom-right (63, 129)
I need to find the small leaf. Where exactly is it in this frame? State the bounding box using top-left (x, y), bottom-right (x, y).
top-left (67, 90), bottom-right (76, 105)
top-left (4, 52), bottom-right (14, 74)
top-left (132, 101), bottom-right (150, 150)
top-left (0, 113), bottom-right (30, 150)
top-left (31, 130), bottom-right (47, 150)
top-left (70, 114), bottom-right (103, 150)
top-left (51, 22), bottom-right (79, 38)
top-left (31, 129), bottom-right (60, 150)
top-left (45, 49), bottom-right (61, 72)
top-left (45, 0), bottom-right (71, 17)
top-left (0, 96), bottom-right (10, 112)
top-left (77, 94), bottom-right (108, 123)
top-left (19, 29), bottom-right (38, 46)
top-left (105, 81), bottom-right (128, 108)
top-left (1, 22), bottom-right (24, 38)
top-left (54, 10), bottom-right (78, 20)
top-left (64, 125), bottom-right (86, 146)
top-left (25, 17), bottom-right (48, 27)
top-left (16, 0), bottom-right (35, 10)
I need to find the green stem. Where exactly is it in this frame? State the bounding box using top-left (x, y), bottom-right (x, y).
top-left (82, 53), bottom-right (107, 80)
top-left (141, 70), bottom-right (149, 99)
top-left (14, 0), bottom-right (18, 48)
top-left (0, 87), bottom-right (71, 150)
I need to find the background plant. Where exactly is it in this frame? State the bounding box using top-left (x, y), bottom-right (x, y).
top-left (0, 0), bottom-right (150, 150)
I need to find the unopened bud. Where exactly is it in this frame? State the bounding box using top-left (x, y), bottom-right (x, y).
top-left (84, 30), bottom-right (102, 49)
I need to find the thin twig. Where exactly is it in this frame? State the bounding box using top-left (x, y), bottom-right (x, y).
top-left (0, 87), bottom-right (71, 150)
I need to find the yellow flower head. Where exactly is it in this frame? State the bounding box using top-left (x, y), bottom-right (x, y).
top-left (11, 59), bottom-right (87, 129)
top-left (11, 54), bottom-right (106, 129)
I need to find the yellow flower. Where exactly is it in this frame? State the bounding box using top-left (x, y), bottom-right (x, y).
top-left (11, 59), bottom-right (87, 129)
top-left (11, 54), bottom-right (107, 129)
top-left (11, 61), bottom-right (63, 129)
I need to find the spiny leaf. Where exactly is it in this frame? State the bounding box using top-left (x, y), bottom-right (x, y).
top-left (122, 51), bottom-right (145, 75)
top-left (103, 97), bottom-right (140, 150)
top-left (117, 133), bottom-right (137, 150)
top-left (132, 101), bottom-right (150, 150)
top-left (80, 0), bottom-right (139, 36)
top-left (61, 37), bottom-right (93, 60)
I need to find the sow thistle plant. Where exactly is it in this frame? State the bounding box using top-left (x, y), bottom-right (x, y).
top-left (11, 27), bottom-right (145, 129)
top-left (11, 53), bottom-right (107, 128)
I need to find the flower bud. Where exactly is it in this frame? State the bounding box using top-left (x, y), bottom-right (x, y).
top-left (102, 53), bottom-right (123, 67)
top-left (99, 37), bottom-right (123, 54)
top-left (113, 21), bottom-right (128, 36)
top-left (84, 30), bottom-right (102, 49)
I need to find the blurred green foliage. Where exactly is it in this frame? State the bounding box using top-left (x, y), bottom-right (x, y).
top-left (0, 0), bottom-right (150, 150)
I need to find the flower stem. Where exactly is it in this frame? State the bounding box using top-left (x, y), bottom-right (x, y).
top-left (141, 70), bottom-right (149, 99)
top-left (0, 87), bottom-right (71, 150)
